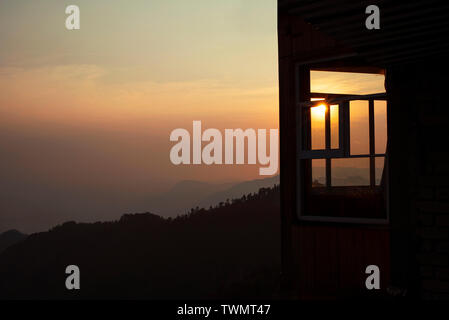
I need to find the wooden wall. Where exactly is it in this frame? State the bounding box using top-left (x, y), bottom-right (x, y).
top-left (279, 3), bottom-right (449, 301)
top-left (278, 12), bottom-right (391, 298)
top-left (292, 225), bottom-right (390, 299)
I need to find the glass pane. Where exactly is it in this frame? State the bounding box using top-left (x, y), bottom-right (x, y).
top-left (330, 104), bottom-right (339, 149)
top-left (331, 158), bottom-right (370, 186)
top-left (375, 100), bottom-right (387, 154)
top-left (312, 159), bottom-right (325, 187)
top-left (375, 156), bottom-right (386, 186)
top-left (310, 71), bottom-right (385, 95)
top-left (311, 103), bottom-right (326, 150)
top-left (350, 100), bottom-right (369, 155)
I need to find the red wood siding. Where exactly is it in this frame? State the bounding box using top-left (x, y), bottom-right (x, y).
top-left (291, 225), bottom-right (390, 299)
top-left (278, 11), bottom-right (391, 298)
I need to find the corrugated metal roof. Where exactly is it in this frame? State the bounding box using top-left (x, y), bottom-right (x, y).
top-left (279, 0), bottom-right (449, 66)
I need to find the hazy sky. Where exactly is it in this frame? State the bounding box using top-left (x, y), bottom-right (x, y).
top-left (0, 0), bottom-right (279, 183)
top-left (0, 1), bottom-right (386, 233)
top-left (0, 0), bottom-right (279, 232)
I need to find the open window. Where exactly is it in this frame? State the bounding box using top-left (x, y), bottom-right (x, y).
top-left (297, 68), bottom-right (388, 223)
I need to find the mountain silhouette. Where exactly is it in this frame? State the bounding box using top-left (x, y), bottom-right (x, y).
top-left (198, 175), bottom-right (279, 209)
top-left (139, 175), bottom-right (279, 217)
top-left (138, 180), bottom-right (234, 216)
top-left (0, 230), bottom-right (27, 254)
top-left (0, 176), bottom-right (280, 235)
top-left (0, 185), bottom-right (280, 299)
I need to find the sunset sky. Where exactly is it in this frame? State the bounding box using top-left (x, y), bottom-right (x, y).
top-left (0, 0), bottom-right (279, 232)
top-left (0, 0), bottom-right (386, 233)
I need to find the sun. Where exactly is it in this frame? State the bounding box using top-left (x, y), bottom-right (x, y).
top-left (311, 103), bottom-right (327, 121)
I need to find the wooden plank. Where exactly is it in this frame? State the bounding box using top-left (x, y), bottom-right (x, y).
top-left (314, 226), bottom-right (338, 296)
top-left (369, 99), bottom-right (376, 187)
top-left (297, 225), bottom-right (316, 298)
top-left (337, 227), bottom-right (358, 292)
top-left (296, 225), bottom-right (390, 298)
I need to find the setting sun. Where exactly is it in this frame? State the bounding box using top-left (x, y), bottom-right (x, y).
top-left (311, 103), bottom-right (327, 120)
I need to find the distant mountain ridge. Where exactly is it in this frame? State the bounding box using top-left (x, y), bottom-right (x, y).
top-left (198, 175), bottom-right (279, 209)
top-left (0, 230), bottom-right (27, 253)
top-left (0, 176), bottom-right (280, 234)
top-left (138, 175), bottom-right (279, 217)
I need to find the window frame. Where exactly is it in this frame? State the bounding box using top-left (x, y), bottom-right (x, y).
top-left (296, 63), bottom-right (390, 225)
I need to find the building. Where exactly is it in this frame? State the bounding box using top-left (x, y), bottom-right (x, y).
top-left (278, 0), bottom-right (449, 299)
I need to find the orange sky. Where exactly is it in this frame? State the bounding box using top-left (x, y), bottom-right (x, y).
top-left (0, 0), bottom-right (279, 188)
top-left (0, 0), bottom-right (280, 232)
